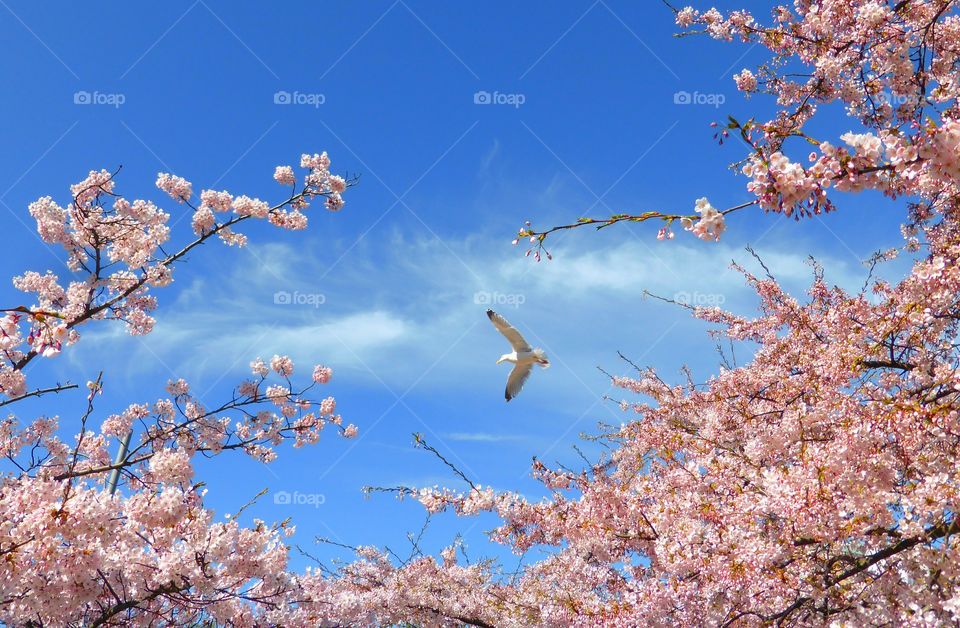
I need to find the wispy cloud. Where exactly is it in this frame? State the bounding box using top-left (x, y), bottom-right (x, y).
top-left (70, 228), bottom-right (882, 412)
top-left (478, 138), bottom-right (501, 177)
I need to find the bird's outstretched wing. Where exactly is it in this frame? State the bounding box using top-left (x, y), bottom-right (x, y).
top-left (505, 363), bottom-right (533, 401)
top-left (487, 309), bottom-right (531, 352)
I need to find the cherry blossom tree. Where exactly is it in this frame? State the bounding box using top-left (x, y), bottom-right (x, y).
top-left (297, 1), bottom-right (960, 625)
top-left (6, 0), bottom-right (960, 626)
top-left (0, 155), bottom-right (357, 625)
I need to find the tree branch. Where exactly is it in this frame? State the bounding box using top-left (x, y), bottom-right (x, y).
top-left (0, 382), bottom-right (78, 408)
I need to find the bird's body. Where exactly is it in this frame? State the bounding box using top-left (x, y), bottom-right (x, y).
top-left (487, 309), bottom-right (549, 401)
top-left (496, 349), bottom-right (549, 368)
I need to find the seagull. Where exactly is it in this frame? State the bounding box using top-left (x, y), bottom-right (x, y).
top-left (487, 309), bottom-right (549, 401)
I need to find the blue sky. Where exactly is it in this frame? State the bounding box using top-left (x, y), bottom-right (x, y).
top-left (0, 1), bottom-right (911, 572)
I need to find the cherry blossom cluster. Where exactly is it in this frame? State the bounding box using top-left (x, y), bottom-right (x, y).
top-left (0, 351), bottom-right (354, 624)
top-left (681, 1), bottom-right (960, 222)
top-left (0, 156), bottom-right (351, 401)
top-left (682, 197), bottom-right (726, 240)
top-left (0, 155), bottom-right (358, 625)
top-left (158, 152), bottom-right (347, 237)
top-left (519, 0), bottom-right (960, 255)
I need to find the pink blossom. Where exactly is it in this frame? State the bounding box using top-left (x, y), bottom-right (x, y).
top-left (265, 385), bottom-right (289, 403)
top-left (232, 195), bottom-right (271, 218)
top-left (300, 152), bottom-right (331, 171)
top-left (733, 68), bottom-right (757, 92)
top-left (440, 545), bottom-right (457, 566)
top-left (155, 173), bottom-right (193, 202)
top-left (191, 206), bottom-right (216, 235)
top-left (250, 357), bottom-right (269, 377)
top-left (325, 194), bottom-right (344, 212)
top-left (676, 7), bottom-right (697, 27)
top-left (31, 324), bottom-right (67, 357)
top-left (312, 365), bottom-right (332, 384)
top-left (166, 378), bottom-right (190, 396)
top-left (270, 354), bottom-right (294, 376)
top-left (149, 448), bottom-right (194, 484)
top-left (328, 175), bottom-right (347, 193)
top-left (684, 197), bottom-right (725, 241)
top-left (319, 397), bottom-right (336, 416)
top-left (0, 368), bottom-right (26, 397)
top-left (274, 165), bottom-right (296, 185)
top-left (199, 189), bottom-right (233, 212)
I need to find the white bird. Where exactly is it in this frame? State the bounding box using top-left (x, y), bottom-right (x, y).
top-left (487, 309), bottom-right (549, 401)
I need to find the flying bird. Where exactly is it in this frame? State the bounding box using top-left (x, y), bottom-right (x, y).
top-left (487, 309), bottom-right (549, 401)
